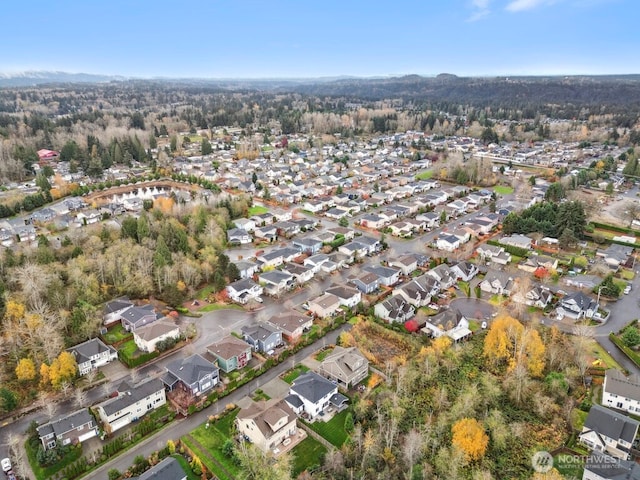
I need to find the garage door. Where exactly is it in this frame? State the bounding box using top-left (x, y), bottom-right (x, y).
top-left (78, 430), bottom-right (97, 443)
top-left (110, 416), bottom-right (131, 432)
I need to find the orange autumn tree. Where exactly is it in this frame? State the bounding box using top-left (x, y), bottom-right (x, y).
top-left (483, 314), bottom-right (546, 377)
top-left (451, 418), bottom-right (489, 461)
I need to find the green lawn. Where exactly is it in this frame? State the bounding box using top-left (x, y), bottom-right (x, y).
top-left (200, 303), bottom-right (244, 312)
top-left (493, 185), bottom-right (514, 195)
top-left (118, 339), bottom-right (139, 357)
top-left (620, 269), bottom-right (636, 281)
top-left (292, 436), bottom-right (328, 477)
top-left (102, 324), bottom-right (131, 344)
top-left (457, 280), bottom-right (470, 297)
top-left (315, 347), bottom-right (335, 362)
top-left (196, 284), bottom-right (216, 300)
top-left (587, 339), bottom-right (622, 370)
top-left (251, 389), bottom-right (271, 402)
top-left (468, 319), bottom-right (480, 332)
top-left (570, 408), bottom-right (588, 431)
top-left (488, 294), bottom-right (507, 306)
top-left (172, 454), bottom-right (201, 480)
top-left (248, 205), bottom-right (269, 216)
top-left (415, 170), bottom-right (433, 180)
top-left (184, 409), bottom-right (241, 480)
top-left (304, 409), bottom-right (351, 447)
top-left (282, 365), bottom-right (310, 384)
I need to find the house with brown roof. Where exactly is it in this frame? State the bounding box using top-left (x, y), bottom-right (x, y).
top-left (235, 400), bottom-right (299, 454)
top-left (206, 336), bottom-right (252, 373)
top-left (308, 292), bottom-right (342, 318)
top-left (267, 311), bottom-right (314, 342)
top-left (133, 318), bottom-right (181, 353)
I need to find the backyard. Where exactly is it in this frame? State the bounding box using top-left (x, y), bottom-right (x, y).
top-left (303, 408), bottom-right (352, 448)
top-left (248, 205), bottom-right (269, 216)
top-left (282, 364), bottom-right (310, 384)
top-left (291, 436), bottom-right (328, 477)
top-left (101, 324), bottom-right (131, 344)
top-left (493, 185), bottom-right (514, 195)
top-left (415, 170), bottom-right (433, 180)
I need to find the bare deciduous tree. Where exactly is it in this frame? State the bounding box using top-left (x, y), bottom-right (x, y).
top-left (74, 387), bottom-right (88, 408)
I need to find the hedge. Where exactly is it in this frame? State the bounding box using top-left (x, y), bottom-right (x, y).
top-left (486, 239), bottom-right (530, 258)
top-left (609, 333), bottom-right (640, 368)
top-left (589, 221), bottom-right (640, 236)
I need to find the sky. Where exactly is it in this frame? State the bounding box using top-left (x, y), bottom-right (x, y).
top-left (0, 0), bottom-right (637, 78)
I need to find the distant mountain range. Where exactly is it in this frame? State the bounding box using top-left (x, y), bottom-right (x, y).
top-left (0, 71), bottom-right (127, 87)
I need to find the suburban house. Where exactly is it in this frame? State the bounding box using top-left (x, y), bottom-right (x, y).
top-left (226, 278), bottom-right (264, 304)
top-left (388, 255), bottom-right (419, 276)
top-left (162, 354), bottom-right (220, 398)
top-left (285, 372), bottom-right (348, 420)
top-left (435, 234), bottom-right (461, 252)
top-left (281, 263), bottom-right (314, 285)
top-left (450, 261), bottom-right (479, 282)
top-left (292, 237), bottom-right (323, 255)
top-left (133, 318), bottom-right (181, 353)
top-left (67, 338), bottom-right (118, 376)
top-left (241, 323), bottom-right (283, 354)
top-left (479, 272), bottom-right (514, 296)
top-left (421, 308), bottom-right (472, 342)
top-left (475, 244), bottom-right (512, 266)
top-left (363, 265), bottom-right (401, 287)
top-left (37, 408), bottom-right (98, 450)
top-left (426, 264), bottom-right (457, 289)
top-left (395, 274), bottom-right (440, 307)
top-left (304, 253), bottom-right (331, 273)
top-left (374, 295), bottom-right (415, 323)
top-left (318, 346), bottom-right (369, 388)
top-left (138, 457), bottom-right (187, 480)
top-left (267, 311), bottom-right (314, 342)
top-left (582, 451), bottom-right (640, 480)
top-left (120, 304), bottom-right (159, 331)
top-left (557, 291), bottom-right (599, 320)
top-left (603, 369), bottom-right (640, 415)
top-left (236, 400), bottom-right (299, 454)
top-left (233, 218), bottom-right (256, 232)
top-left (103, 298), bottom-right (134, 326)
top-left (597, 244), bottom-right (634, 269)
top-left (524, 286), bottom-right (554, 309)
top-left (308, 292), bottom-right (342, 318)
top-left (325, 285), bottom-right (362, 309)
top-left (94, 379), bottom-right (167, 434)
top-left (235, 260), bottom-right (259, 280)
top-left (579, 405), bottom-right (640, 460)
top-left (350, 272), bottom-right (380, 294)
top-left (359, 213), bottom-right (387, 229)
top-left (500, 234), bottom-right (533, 250)
top-left (518, 254), bottom-right (559, 273)
top-left (206, 336), bottom-right (253, 373)
top-left (257, 250), bottom-right (286, 268)
top-left (259, 270), bottom-right (294, 297)
top-left (227, 227), bottom-right (252, 245)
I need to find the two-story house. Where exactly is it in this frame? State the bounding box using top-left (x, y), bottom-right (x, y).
top-left (206, 336), bottom-right (252, 373)
top-left (226, 278), bottom-right (264, 304)
top-left (241, 323), bottom-right (283, 355)
top-left (325, 285), bottom-right (362, 309)
top-left (133, 318), bottom-right (181, 353)
top-left (162, 354), bottom-right (220, 399)
top-left (308, 292), bottom-right (342, 318)
top-left (120, 304), bottom-right (158, 331)
top-left (67, 338), bottom-right (118, 376)
top-left (267, 311), bottom-right (314, 342)
top-left (94, 378), bottom-right (166, 434)
top-left (138, 457), bottom-right (187, 480)
top-left (363, 265), bottom-right (401, 287)
top-left (557, 291), bottom-right (599, 320)
top-left (374, 294), bottom-right (416, 323)
top-left (285, 372), bottom-right (348, 420)
top-left (421, 308), bottom-right (472, 342)
top-left (37, 409), bottom-right (98, 450)
top-left (579, 405), bottom-right (640, 460)
top-left (603, 369), bottom-right (640, 415)
top-left (318, 346), bottom-right (369, 389)
top-left (236, 400), bottom-right (299, 454)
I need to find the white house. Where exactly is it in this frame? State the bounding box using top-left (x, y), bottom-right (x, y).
top-left (579, 405), bottom-right (639, 460)
top-left (236, 400), bottom-right (299, 454)
top-left (67, 338), bottom-right (118, 376)
top-left (285, 372), bottom-right (347, 420)
top-left (133, 318), bottom-right (181, 353)
top-left (226, 278), bottom-right (264, 304)
top-left (602, 369), bottom-right (640, 415)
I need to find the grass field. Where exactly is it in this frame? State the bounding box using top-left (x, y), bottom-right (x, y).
top-left (199, 303), bottom-right (243, 312)
top-left (184, 410), bottom-right (240, 480)
top-left (415, 170), bottom-right (433, 180)
top-left (587, 339), bottom-right (622, 370)
top-left (172, 454), bottom-right (201, 480)
top-left (282, 364), bottom-right (310, 384)
top-left (102, 324), bottom-right (131, 344)
top-left (570, 408), bottom-right (588, 430)
top-left (292, 436), bottom-right (328, 477)
top-left (119, 339), bottom-right (139, 357)
top-left (315, 347), bottom-right (335, 362)
top-left (248, 205), bottom-right (269, 216)
top-left (304, 409), bottom-right (351, 447)
top-left (493, 185), bottom-right (515, 195)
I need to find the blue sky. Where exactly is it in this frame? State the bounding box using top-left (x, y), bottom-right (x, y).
top-left (1, 0), bottom-right (636, 78)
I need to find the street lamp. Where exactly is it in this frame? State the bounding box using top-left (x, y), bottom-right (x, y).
top-left (596, 286), bottom-right (603, 306)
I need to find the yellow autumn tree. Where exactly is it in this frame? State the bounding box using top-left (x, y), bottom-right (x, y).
top-left (4, 300), bottom-right (26, 323)
top-left (49, 351), bottom-right (78, 388)
top-left (15, 358), bottom-right (37, 382)
top-left (39, 363), bottom-right (51, 389)
top-left (451, 418), bottom-right (489, 461)
top-left (483, 314), bottom-right (546, 377)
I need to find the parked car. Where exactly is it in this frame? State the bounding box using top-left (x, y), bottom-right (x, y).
top-left (624, 285), bottom-right (632, 295)
top-left (255, 297), bottom-right (264, 303)
top-left (481, 321), bottom-right (488, 329)
top-left (1, 458), bottom-right (11, 473)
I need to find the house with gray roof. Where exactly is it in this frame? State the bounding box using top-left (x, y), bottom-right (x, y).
top-left (259, 270), bottom-right (295, 297)
top-left (374, 294), bottom-right (415, 323)
top-left (267, 311), bottom-right (314, 342)
top-left (226, 278), bottom-right (263, 304)
top-left (161, 354), bottom-right (219, 399)
top-left (94, 378), bottom-right (166, 434)
top-left (557, 291), bottom-right (599, 320)
top-left (603, 369), bottom-right (640, 416)
top-left (421, 308), bottom-right (472, 342)
top-left (242, 323), bottom-right (283, 354)
top-left (580, 404), bottom-right (640, 460)
top-left (583, 451), bottom-right (640, 480)
top-left (138, 457), bottom-right (187, 480)
top-left (37, 408), bottom-right (98, 450)
top-left (364, 265), bottom-right (401, 286)
top-left (285, 372), bottom-right (347, 420)
top-left (120, 304), bottom-right (159, 331)
top-left (318, 346), bottom-right (369, 389)
top-left (67, 338), bottom-right (118, 376)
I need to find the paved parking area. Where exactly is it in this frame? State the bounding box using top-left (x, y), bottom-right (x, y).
top-left (260, 377), bottom-right (291, 400)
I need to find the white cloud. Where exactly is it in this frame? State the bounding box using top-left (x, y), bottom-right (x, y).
top-left (467, 0), bottom-right (491, 21)
top-left (505, 0), bottom-right (557, 12)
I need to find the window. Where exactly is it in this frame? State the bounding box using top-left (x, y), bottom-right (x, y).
top-left (617, 402), bottom-right (623, 408)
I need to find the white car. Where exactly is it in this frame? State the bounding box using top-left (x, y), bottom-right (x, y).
top-left (624, 285), bottom-right (632, 295)
top-left (255, 297), bottom-right (264, 303)
top-left (1, 458), bottom-right (11, 473)
top-left (481, 321), bottom-right (488, 329)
